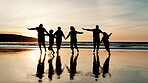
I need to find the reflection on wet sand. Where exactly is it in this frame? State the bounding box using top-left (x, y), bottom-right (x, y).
top-left (55, 53), bottom-right (65, 79)
top-left (66, 53), bottom-right (79, 80)
top-left (91, 53), bottom-right (111, 80)
top-left (34, 50), bottom-right (111, 82)
top-left (92, 52), bottom-right (101, 81)
top-left (36, 53), bottom-right (46, 82)
top-left (102, 55), bottom-right (111, 78)
top-left (48, 53), bottom-right (54, 80)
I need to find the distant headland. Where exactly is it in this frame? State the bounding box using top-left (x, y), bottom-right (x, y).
top-left (0, 34), bottom-right (37, 42)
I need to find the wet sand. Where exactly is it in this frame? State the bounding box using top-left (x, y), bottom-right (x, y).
top-left (0, 48), bottom-right (148, 83)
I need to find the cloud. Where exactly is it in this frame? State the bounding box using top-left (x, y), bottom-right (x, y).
top-left (0, 0), bottom-right (148, 41)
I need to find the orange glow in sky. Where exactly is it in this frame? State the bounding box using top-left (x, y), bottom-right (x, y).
top-left (0, 0), bottom-right (148, 42)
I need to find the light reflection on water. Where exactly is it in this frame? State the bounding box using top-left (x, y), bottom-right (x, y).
top-left (0, 49), bottom-right (148, 83)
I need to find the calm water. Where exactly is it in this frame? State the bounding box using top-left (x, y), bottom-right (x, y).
top-left (0, 42), bottom-right (148, 50)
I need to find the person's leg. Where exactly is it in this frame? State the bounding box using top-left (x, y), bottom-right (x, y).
top-left (48, 42), bottom-right (50, 50)
top-left (58, 39), bottom-right (62, 50)
top-left (74, 39), bottom-right (79, 52)
top-left (49, 42), bottom-right (53, 50)
top-left (50, 43), bottom-right (55, 54)
top-left (56, 39), bottom-right (59, 52)
top-left (70, 41), bottom-right (74, 53)
top-left (93, 39), bottom-right (96, 52)
top-left (38, 41), bottom-right (42, 52)
top-left (97, 39), bottom-right (100, 53)
top-left (56, 38), bottom-right (62, 52)
top-left (42, 41), bottom-right (46, 52)
top-left (104, 41), bottom-right (110, 55)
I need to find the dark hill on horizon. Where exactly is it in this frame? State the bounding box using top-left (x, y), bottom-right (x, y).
top-left (0, 34), bottom-right (37, 42)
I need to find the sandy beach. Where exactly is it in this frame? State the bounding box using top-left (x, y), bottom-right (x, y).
top-left (0, 48), bottom-right (148, 83)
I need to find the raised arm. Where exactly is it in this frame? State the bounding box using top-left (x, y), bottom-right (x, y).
top-left (82, 28), bottom-right (93, 31)
top-left (108, 33), bottom-right (112, 37)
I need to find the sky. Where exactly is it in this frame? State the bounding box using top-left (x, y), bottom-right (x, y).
top-left (0, 0), bottom-right (148, 42)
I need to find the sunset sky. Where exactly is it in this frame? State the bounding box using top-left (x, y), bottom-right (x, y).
top-left (0, 0), bottom-right (148, 42)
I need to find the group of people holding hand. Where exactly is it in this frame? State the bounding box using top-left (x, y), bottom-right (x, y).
top-left (27, 24), bottom-right (112, 55)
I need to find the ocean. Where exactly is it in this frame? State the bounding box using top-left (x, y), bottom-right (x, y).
top-left (0, 42), bottom-right (148, 83)
top-left (0, 42), bottom-right (148, 50)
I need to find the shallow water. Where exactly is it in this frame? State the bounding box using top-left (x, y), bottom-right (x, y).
top-left (0, 48), bottom-right (148, 83)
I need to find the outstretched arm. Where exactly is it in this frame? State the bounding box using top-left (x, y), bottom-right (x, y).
top-left (77, 31), bottom-right (83, 34)
top-left (82, 28), bottom-right (93, 31)
top-left (27, 28), bottom-right (36, 30)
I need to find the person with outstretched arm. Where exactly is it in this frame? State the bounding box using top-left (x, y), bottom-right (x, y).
top-left (65, 26), bottom-right (83, 53)
top-left (27, 24), bottom-right (48, 52)
top-left (82, 25), bottom-right (102, 52)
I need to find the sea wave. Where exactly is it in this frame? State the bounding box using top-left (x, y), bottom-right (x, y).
top-left (0, 42), bottom-right (148, 50)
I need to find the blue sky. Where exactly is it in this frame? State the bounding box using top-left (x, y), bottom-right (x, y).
top-left (0, 0), bottom-right (148, 42)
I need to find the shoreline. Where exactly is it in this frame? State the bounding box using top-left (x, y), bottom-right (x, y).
top-left (0, 48), bottom-right (148, 83)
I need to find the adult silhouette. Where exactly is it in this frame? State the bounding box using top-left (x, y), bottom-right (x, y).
top-left (100, 32), bottom-right (112, 55)
top-left (28, 24), bottom-right (48, 52)
top-left (82, 25), bottom-right (102, 52)
top-left (55, 53), bottom-right (65, 79)
top-left (54, 27), bottom-right (65, 53)
top-left (102, 55), bottom-right (111, 78)
top-left (45, 29), bottom-right (55, 54)
top-left (65, 26), bottom-right (83, 53)
top-left (36, 53), bottom-right (46, 82)
top-left (48, 54), bottom-right (55, 80)
top-left (65, 53), bottom-right (79, 80)
top-left (92, 52), bottom-right (101, 81)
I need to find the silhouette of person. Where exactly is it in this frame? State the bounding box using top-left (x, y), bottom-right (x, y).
top-left (82, 25), bottom-right (102, 52)
top-left (28, 24), bottom-right (48, 52)
top-left (65, 26), bottom-right (83, 53)
top-left (65, 53), bottom-right (79, 80)
top-left (55, 53), bottom-right (65, 79)
top-left (100, 32), bottom-right (112, 55)
top-left (48, 54), bottom-right (55, 80)
top-left (102, 55), bottom-right (111, 78)
top-left (92, 52), bottom-right (101, 81)
top-left (54, 27), bottom-right (65, 53)
top-left (36, 53), bottom-right (46, 82)
top-left (45, 29), bottom-right (55, 54)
